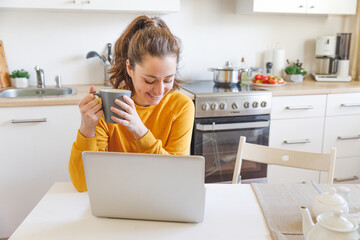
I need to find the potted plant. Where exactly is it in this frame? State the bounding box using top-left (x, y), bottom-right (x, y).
top-left (285, 60), bottom-right (307, 83)
top-left (9, 69), bottom-right (30, 88)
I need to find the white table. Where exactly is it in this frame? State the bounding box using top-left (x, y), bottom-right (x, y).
top-left (9, 183), bottom-right (271, 240)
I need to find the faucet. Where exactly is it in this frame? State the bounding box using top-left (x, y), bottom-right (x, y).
top-left (34, 66), bottom-right (45, 88)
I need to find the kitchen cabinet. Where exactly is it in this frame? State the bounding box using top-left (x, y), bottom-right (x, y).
top-left (269, 92), bottom-right (360, 184)
top-left (268, 94), bottom-right (327, 184)
top-left (236, 0), bottom-right (357, 15)
top-left (323, 93), bottom-right (360, 182)
top-left (0, 0), bottom-right (180, 13)
top-left (0, 105), bottom-right (80, 238)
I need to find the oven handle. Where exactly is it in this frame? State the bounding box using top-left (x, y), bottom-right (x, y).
top-left (196, 121), bottom-right (269, 131)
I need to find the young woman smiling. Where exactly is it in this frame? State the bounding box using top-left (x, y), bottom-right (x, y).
top-left (68, 15), bottom-right (195, 192)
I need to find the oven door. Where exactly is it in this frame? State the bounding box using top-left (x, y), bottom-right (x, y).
top-left (192, 115), bottom-right (270, 183)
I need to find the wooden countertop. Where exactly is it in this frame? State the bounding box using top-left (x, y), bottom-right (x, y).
top-left (268, 77), bottom-right (360, 96)
top-left (1, 78), bottom-right (360, 107)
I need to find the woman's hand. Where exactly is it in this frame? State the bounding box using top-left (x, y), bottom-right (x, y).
top-left (110, 95), bottom-right (148, 140)
top-left (78, 86), bottom-right (103, 138)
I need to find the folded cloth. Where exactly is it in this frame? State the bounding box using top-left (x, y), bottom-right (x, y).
top-left (251, 183), bottom-right (360, 240)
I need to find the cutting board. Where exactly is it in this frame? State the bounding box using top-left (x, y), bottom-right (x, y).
top-left (0, 40), bottom-right (11, 88)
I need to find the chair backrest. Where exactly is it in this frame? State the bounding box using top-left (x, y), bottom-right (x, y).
top-left (232, 136), bottom-right (337, 184)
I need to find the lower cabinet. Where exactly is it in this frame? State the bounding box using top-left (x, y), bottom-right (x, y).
top-left (323, 108), bottom-right (360, 182)
top-left (332, 156), bottom-right (360, 181)
top-left (269, 93), bottom-right (360, 184)
top-left (268, 117), bottom-right (325, 184)
top-left (0, 105), bottom-right (80, 238)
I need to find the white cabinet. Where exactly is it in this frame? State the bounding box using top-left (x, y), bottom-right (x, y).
top-left (307, 0), bottom-right (357, 15)
top-left (323, 93), bottom-right (360, 182)
top-left (236, 0), bottom-right (357, 15)
top-left (0, 105), bottom-right (80, 238)
top-left (0, 0), bottom-right (180, 13)
top-left (268, 95), bottom-right (326, 184)
top-left (269, 92), bottom-right (360, 184)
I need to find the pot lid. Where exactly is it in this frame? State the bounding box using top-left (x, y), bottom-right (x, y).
top-left (209, 61), bottom-right (240, 71)
top-left (317, 187), bottom-right (347, 206)
top-left (318, 210), bottom-right (357, 232)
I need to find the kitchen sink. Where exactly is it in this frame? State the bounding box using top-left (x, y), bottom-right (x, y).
top-left (0, 87), bottom-right (77, 98)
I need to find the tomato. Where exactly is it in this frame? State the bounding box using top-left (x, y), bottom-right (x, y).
top-left (254, 74), bottom-right (263, 80)
top-left (269, 78), bottom-right (278, 84)
top-left (256, 80), bottom-right (262, 84)
top-left (261, 75), bottom-right (269, 81)
top-left (262, 79), bottom-right (269, 84)
top-left (252, 79), bottom-right (257, 83)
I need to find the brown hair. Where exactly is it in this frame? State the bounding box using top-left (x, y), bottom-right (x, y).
top-left (109, 15), bottom-right (181, 91)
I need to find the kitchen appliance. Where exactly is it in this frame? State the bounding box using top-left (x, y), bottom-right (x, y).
top-left (0, 40), bottom-right (11, 88)
top-left (312, 34), bottom-right (352, 82)
top-left (181, 80), bottom-right (272, 183)
top-left (336, 33), bottom-right (352, 78)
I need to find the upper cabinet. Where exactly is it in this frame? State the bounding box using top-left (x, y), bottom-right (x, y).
top-left (0, 0), bottom-right (180, 13)
top-left (236, 0), bottom-right (357, 15)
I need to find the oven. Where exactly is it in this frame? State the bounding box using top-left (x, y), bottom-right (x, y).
top-left (181, 80), bottom-right (272, 183)
top-left (193, 115), bottom-right (269, 183)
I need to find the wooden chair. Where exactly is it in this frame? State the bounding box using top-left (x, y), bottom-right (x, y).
top-left (232, 136), bottom-right (337, 184)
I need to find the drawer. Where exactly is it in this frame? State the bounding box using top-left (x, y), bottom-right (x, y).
top-left (323, 115), bottom-right (360, 158)
top-left (271, 95), bottom-right (326, 119)
top-left (333, 156), bottom-right (360, 181)
top-left (327, 93), bottom-right (360, 116)
top-left (267, 165), bottom-right (321, 184)
top-left (269, 118), bottom-right (324, 153)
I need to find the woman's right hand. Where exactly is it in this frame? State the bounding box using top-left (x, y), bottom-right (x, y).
top-left (78, 86), bottom-right (103, 138)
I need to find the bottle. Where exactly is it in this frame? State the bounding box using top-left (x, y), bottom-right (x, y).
top-left (239, 57), bottom-right (249, 82)
top-left (265, 62), bottom-right (273, 76)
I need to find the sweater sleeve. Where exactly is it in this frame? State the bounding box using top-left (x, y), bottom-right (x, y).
top-left (68, 118), bottom-right (109, 192)
top-left (134, 98), bottom-right (195, 155)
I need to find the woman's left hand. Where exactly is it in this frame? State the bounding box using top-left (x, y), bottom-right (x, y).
top-left (110, 95), bottom-right (148, 140)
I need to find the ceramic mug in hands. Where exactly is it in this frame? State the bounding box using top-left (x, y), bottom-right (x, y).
top-left (93, 89), bottom-right (132, 124)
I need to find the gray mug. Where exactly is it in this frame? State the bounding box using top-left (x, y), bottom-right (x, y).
top-left (93, 89), bottom-right (132, 124)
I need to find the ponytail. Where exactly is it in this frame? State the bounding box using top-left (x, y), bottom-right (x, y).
top-left (109, 15), bottom-right (181, 91)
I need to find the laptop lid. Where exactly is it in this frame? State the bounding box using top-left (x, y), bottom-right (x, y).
top-left (82, 151), bottom-right (206, 223)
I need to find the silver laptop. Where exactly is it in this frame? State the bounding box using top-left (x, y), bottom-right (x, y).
top-left (82, 151), bottom-right (206, 223)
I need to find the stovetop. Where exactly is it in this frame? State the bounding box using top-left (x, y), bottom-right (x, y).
top-left (180, 80), bottom-right (269, 96)
top-left (180, 80), bottom-right (272, 118)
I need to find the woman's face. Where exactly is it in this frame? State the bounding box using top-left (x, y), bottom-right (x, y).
top-left (127, 55), bottom-right (177, 107)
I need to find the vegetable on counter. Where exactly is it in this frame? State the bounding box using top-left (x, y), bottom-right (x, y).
top-left (285, 60), bottom-right (307, 76)
top-left (252, 74), bottom-right (285, 85)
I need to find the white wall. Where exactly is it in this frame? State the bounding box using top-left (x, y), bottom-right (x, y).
top-left (0, 0), bottom-right (355, 86)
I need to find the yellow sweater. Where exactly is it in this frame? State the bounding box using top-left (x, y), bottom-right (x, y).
top-left (68, 90), bottom-right (195, 192)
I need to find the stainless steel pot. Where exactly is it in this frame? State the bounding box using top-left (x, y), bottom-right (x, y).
top-left (209, 61), bottom-right (240, 85)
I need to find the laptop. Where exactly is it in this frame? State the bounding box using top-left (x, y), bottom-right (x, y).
top-left (82, 151), bottom-right (206, 223)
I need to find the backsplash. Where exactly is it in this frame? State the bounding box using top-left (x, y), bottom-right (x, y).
top-left (0, 0), bottom-right (355, 86)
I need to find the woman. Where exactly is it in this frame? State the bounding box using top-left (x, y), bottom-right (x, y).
top-left (69, 15), bottom-right (195, 192)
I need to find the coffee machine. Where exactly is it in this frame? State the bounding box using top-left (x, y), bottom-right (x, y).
top-left (312, 33), bottom-right (352, 82)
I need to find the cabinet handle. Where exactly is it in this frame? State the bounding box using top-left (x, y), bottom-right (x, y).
top-left (285, 105), bottom-right (314, 110)
top-left (333, 176), bottom-right (359, 183)
top-left (82, 0), bottom-right (91, 3)
top-left (310, 6), bottom-right (315, 8)
top-left (283, 139), bottom-right (311, 144)
top-left (11, 118), bottom-right (47, 124)
top-left (337, 135), bottom-right (360, 140)
top-left (341, 103), bottom-right (360, 107)
top-left (298, 5), bottom-right (303, 8)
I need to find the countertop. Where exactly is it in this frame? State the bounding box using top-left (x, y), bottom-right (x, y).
top-left (0, 84), bottom-right (111, 107)
top-left (1, 78), bottom-right (360, 107)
